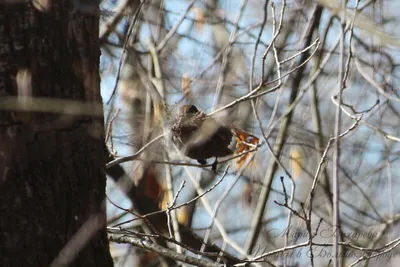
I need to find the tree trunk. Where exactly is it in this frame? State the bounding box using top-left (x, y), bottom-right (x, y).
top-left (0, 2), bottom-right (113, 266)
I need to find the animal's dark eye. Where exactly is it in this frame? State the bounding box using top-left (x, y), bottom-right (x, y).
top-left (187, 105), bottom-right (198, 114)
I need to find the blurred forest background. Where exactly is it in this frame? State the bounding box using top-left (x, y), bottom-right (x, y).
top-left (100, 0), bottom-right (400, 266)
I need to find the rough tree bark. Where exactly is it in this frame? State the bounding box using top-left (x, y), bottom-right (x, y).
top-left (0, 2), bottom-right (113, 266)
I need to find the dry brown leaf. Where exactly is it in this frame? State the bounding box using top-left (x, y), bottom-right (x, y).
top-left (194, 8), bottom-right (204, 33)
top-left (153, 102), bottom-right (162, 123)
top-left (141, 168), bottom-right (163, 204)
top-left (176, 206), bottom-right (189, 226)
top-left (290, 147), bottom-right (303, 179)
top-left (181, 73), bottom-right (191, 95)
top-left (232, 127), bottom-right (259, 170)
top-left (242, 182), bottom-right (253, 207)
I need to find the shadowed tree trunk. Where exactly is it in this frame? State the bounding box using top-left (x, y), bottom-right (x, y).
top-left (0, 2), bottom-right (113, 266)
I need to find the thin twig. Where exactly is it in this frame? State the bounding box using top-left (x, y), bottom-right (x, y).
top-left (156, 0), bottom-right (196, 51)
top-left (109, 234), bottom-right (225, 267)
